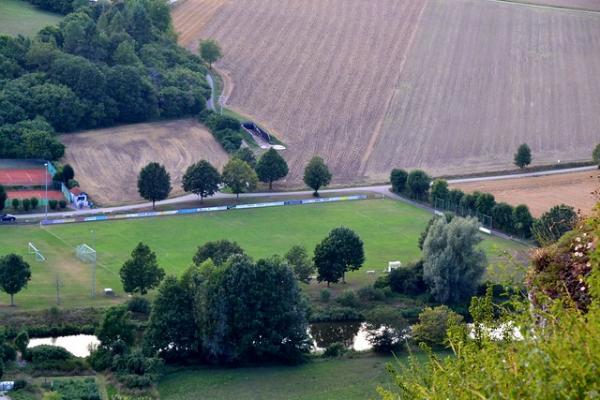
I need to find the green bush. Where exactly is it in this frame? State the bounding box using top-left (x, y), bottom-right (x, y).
top-left (11, 198), bottom-right (19, 210)
top-left (336, 290), bottom-right (360, 308)
top-left (48, 199), bottom-right (58, 210)
top-left (30, 197), bottom-right (39, 209)
top-left (59, 200), bottom-right (67, 209)
top-left (411, 305), bottom-right (464, 348)
top-left (389, 261), bottom-right (426, 296)
top-left (22, 198), bottom-right (31, 211)
top-left (323, 342), bottom-right (346, 358)
top-left (25, 344), bottom-right (73, 363)
top-left (1, 343), bottom-right (16, 362)
top-left (13, 380), bottom-right (27, 390)
top-left (320, 289), bottom-right (331, 303)
top-left (374, 275), bottom-right (390, 289)
top-left (357, 287), bottom-right (385, 301)
top-left (51, 378), bottom-right (100, 400)
top-left (126, 296), bottom-right (151, 315)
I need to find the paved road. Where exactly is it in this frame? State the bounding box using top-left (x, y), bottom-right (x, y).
top-left (11, 165), bottom-right (595, 222)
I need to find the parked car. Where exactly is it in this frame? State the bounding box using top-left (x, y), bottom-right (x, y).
top-left (0, 214), bottom-right (16, 223)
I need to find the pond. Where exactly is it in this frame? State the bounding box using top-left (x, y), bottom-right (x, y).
top-left (28, 334), bottom-right (100, 358)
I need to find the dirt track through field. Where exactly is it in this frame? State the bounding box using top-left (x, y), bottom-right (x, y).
top-left (174, 0), bottom-right (600, 186)
top-left (60, 119), bottom-right (229, 205)
top-left (452, 170), bottom-right (600, 217)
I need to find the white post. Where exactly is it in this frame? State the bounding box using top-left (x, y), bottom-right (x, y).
top-left (44, 162), bottom-right (48, 221)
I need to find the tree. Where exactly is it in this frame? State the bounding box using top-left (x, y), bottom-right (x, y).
top-left (120, 243), bottom-right (165, 295)
top-left (144, 276), bottom-right (199, 359)
top-left (96, 306), bottom-right (135, 347)
top-left (593, 143), bottom-right (600, 168)
top-left (411, 305), bottom-right (464, 348)
top-left (430, 179), bottom-right (449, 205)
top-left (199, 39), bottom-right (222, 68)
top-left (285, 245), bottom-right (314, 283)
top-left (182, 160), bottom-right (221, 202)
top-left (514, 143), bottom-right (532, 169)
top-left (221, 158), bottom-right (257, 199)
top-left (0, 185), bottom-right (6, 213)
top-left (11, 198), bottom-right (19, 211)
top-left (14, 330), bottom-right (29, 354)
top-left (513, 204), bottom-right (534, 238)
top-left (233, 148), bottom-right (256, 168)
top-left (0, 254), bottom-right (31, 306)
top-left (303, 156), bottom-right (332, 196)
top-left (532, 204), bottom-right (578, 245)
top-left (474, 192), bottom-right (495, 216)
top-left (62, 164), bottom-right (75, 183)
top-left (255, 148), bottom-right (289, 190)
top-left (422, 217), bottom-right (487, 304)
top-left (491, 202), bottom-right (514, 233)
top-left (204, 255), bottom-right (310, 364)
top-left (314, 227), bottom-right (364, 286)
top-left (390, 168), bottom-right (408, 193)
top-left (193, 240), bottom-right (245, 267)
top-left (137, 162), bottom-right (171, 209)
top-left (407, 170), bottom-right (431, 199)
top-left (419, 213), bottom-right (454, 250)
top-left (388, 260), bottom-right (426, 295)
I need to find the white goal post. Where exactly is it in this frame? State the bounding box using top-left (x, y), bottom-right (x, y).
top-left (28, 242), bottom-right (46, 262)
top-left (75, 243), bottom-right (97, 264)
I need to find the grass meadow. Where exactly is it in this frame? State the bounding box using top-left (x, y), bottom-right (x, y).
top-left (0, 199), bottom-right (529, 310)
top-left (0, 0), bottom-right (62, 37)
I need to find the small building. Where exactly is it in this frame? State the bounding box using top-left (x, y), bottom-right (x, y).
top-left (70, 187), bottom-right (90, 209)
top-left (385, 261), bottom-right (402, 273)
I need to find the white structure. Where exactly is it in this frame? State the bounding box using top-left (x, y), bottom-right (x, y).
top-left (386, 261), bottom-right (402, 273)
top-left (104, 288), bottom-right (115, 296)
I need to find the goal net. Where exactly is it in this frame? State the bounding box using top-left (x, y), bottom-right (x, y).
top-left (76, 243), bottom-right (96, 264)
top-left (28, 242), bottom-right (46, 262)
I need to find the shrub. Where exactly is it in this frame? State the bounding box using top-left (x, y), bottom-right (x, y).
top-left (1, 343), bottom-right (16, 362)
top-left (126, 296), bottom-right (151, 315)
top-left (374, 275), bottom-right (390, 289)
top-left (26, 345), bottom-right (73, 363)
top-left (388, 261), bottom-right (426, 296)
top-left (13, 380), bottom-right (27, 390)
top-left (51, 378), bottom-right (100, 400)
top-left (336, 290), bottom-right (360, 308)
top-left (310, 306), bottom-right (363, 322)
top-left (365, 306), bottom-right (408, 353)
top-left (58, 200), bottom-right (67, 209)
top-left (320, 289), bottom-right (331, 303)
top-left (357, 286), bottom-right (385, 301)
top-left (11, 198), bottom-right (19, 210)
top-left (323, 342), bottom-right (346, 358)
top-left (67, 179), bottom-right (79, 189)
top-left (15, 330), bottom-right (29, 354)
top-left (411, 305), bottom-right (464, 348)
top-left (30, 197), bottom-right (39, 209)
top-left (390, 168), bottom-right (408, 193)
top-left (48, 199), bottom-right (58, 210)
top-left (22, 198), bottom-right (31, 211)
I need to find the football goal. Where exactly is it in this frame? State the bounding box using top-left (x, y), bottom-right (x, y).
top-left (28, 242), bottom-right (46, 262)
top-left (75, 243), bottom-right (97, 264)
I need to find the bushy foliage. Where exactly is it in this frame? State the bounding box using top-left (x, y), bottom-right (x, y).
top-left (365, 306), bottom-right (409, 353)
top-left (388, 261), bottom-right (426, 296)
top-left (314, 227), bottom-right (364, 285)
top-left (284, 245), bottom-right (314, 283)
top-left (335, 290), bottom-right (360, 308)
top-left (51, 378), bottom-right (100, 400)
top-left (532, 204), bottom-right (578, 246)
top-left (410, 305), bottom-right (463, 348)
top-left (0, 0), bottom-right (209, 159)
top-left (406, 170), bottom-right (431, 199)
top-left (303, 156), bottom-right (332, 196)
top-left (390, 168), bottom-right (408, 193)
top-left (126, 296), bottom-right (151, 315)
top-left (120, 242), bottom-right (165, 295)
top-left (193, 239), bottom-right (245, 266)
top-left (322, 342), bottom-right (346, 358)
top-left (25, 345), bottom-right (73, 363)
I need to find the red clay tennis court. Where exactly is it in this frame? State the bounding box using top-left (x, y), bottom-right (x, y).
top-left (0, 168), bottom-right (52, 186)
top-left (6, 190), bottom-right (64, 201)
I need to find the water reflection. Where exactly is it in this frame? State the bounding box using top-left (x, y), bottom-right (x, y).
top-left (309, 321), bottom-right (373, 352)
top-left (28, 334), bottom-right (100, 358)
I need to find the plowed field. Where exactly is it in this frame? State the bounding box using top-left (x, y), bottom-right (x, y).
top-left (60, 119), bottom-right (229, 205)
top-left (173, 0), bottom-right (600, 185)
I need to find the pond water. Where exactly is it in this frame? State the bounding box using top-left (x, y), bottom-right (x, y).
top-left (28, 334), bottom-right (100, 358)
top-left (27, 322), bottom-right (382, 357)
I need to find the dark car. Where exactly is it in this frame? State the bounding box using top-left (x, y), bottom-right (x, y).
top-left (0, 214), bottom-right (16, 223)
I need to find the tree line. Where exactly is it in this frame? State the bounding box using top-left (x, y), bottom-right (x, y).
top-left (0, 0), bottom-right (210, 160)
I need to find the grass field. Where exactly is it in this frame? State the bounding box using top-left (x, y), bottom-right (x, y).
top-left (159, 353), bottom-right (405, 400)
top-left (0, 199), bottom-right (528, 311)
top-left (0, 0), bottom-right (62, 37)
top-left (174, 0), bottom-right (600, 185)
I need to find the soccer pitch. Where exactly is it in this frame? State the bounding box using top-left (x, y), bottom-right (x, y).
top-left (0, 199), bottom-right (529, 310)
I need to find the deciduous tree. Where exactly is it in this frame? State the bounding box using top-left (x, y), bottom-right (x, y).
top-left (182, 160), bottom-right (221, 202)
top-left (514, 143), bottom-right (532, 169)
top-left (303, 156), bottom-right (331, 196)
top-left (222, 158), bottom-right (257, 199)
top-left (407, 170), bottom-right (431, 199)
top-left (199, 39), bottom-right (222, 68)
top-left (137, 162), bottom-right (171, 209)
top-left (120, 243), bottom-right (165, 295)
top-left (255, 148), bottom-right (288, 190)
top-left (0, 254), bottom-right (31, 306)
top-left (314, 227), bottom-right (364, 286)
top-left (532, 204), bottom-right (578, 245)
top-left (96, 305), bottom-right (135, 347)
top-left (193, 240), bottom-right (245, 267)
top-left (233, 148), bottom-right (257, 168)
top-left (390, 168), bottom-right (408, 193)
top-left (285, 245), bottom-right (314, 283)
top-left (0, 185), bottom-right (6, 213)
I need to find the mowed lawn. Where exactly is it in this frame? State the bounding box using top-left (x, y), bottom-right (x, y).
top-left (0, 0), bottom-right (62, 37)
top-left (159, 354), bottom-right (405, 400)
top-left (0, 199), bottom-right (529, 310)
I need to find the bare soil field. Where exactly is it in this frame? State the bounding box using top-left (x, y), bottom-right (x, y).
top-left (452, 170), bottom-right (600, 217)
top-left (503, 0), bottom-right (600, 11)
top-left (60, 119), bottom-right (229, 205)
top-left (171, 0), bottom-right (226, 48)
top-left (174, 0), bottom-right (600, 185)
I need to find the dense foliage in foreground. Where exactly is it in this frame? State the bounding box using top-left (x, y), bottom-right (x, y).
top-left (0, 0), bottom-right (210, 160)
top-left (380, 208), bottom-right (600, 399)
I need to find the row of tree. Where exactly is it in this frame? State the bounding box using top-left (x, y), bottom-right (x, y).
top-left (0, 0), bottom-right (210, 160)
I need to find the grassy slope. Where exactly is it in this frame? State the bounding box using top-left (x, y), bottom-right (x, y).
top-left (0, 0), bottom-right (61, 37)
top-left (0, 199), bottom-right (528, 310)
top-left (158, 354), bottom-right (412, 400)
